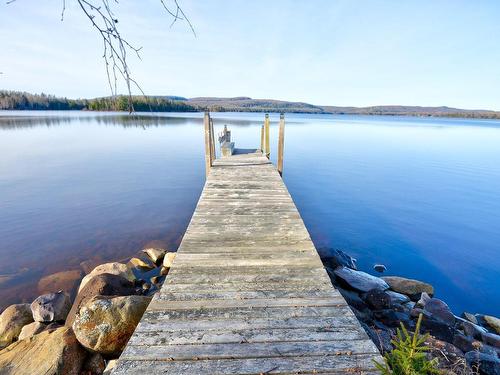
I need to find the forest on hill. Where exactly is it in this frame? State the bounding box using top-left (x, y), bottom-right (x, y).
top-left (2, 91), bottom-right (500, 119)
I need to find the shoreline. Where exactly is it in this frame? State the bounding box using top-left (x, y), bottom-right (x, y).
top-left (1, 245), bottom-right (499, 373)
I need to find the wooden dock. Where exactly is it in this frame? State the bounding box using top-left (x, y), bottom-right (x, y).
top-left (113, 144), bottom-right (382, 374)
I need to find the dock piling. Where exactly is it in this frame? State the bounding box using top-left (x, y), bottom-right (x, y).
top-left (277, 113), bottom-right (285, 176)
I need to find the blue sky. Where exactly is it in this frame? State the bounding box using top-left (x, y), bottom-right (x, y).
top-left (1, 0), bottom-right (499, 109)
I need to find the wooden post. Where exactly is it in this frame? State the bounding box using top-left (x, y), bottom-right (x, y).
top-left (260, 125), bottom-right (264, 153)
top-left (264, 113), bottom-right (270, 158)
top-left (277, 113), bottom-right (285, 176)
top-left (209, 118), bottom-right (216, 165)
top-left (204, 111), bottom-right (212, 177)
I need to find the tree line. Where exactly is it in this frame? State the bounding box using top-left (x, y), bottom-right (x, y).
top-left (0, 91), bottom-right (196, 112)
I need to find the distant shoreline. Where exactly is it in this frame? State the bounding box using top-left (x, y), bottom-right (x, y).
top-left (2, 90), bottom-right (500, 120)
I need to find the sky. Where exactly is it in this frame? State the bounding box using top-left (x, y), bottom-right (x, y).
top-left (1, 0), bottom-right (500, 109)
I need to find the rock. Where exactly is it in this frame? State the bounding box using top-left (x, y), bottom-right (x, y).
top-left (162, 252), bottom-right (177, 268)
top-left (160, 266), bottom-right (170, 276)
top-left (424, 298), bottom-right (455, 326)
top-left (142, 248), bottom-right (166, 265)
top-left (318, 248), bottom-right (357, 270)
top-left (150, 276), bottom-right (165, 285)
top-left (31, 291), bottom-right (71, 322)
top-left (0, 304), bottom-right (33, 348)
top-left (72, 295), bottom-right (151, 356)
top-left (481, 332), bottom-right (500, 349)
top-left (103, 359), bottom-right (117, 375)
top-left (37, 269), bottom-right (83, 295)
top-left (0, 326), bottom-right (86, 374)
top-left (420, 315), bottom-right (456, 343)
top-left (79, 262), bottom-right (134, 293)
top-left (128, 257), bottom-right (155, 271)
top-left (333, 267), bottom-right (389, 293)
top-left (362, 324), bottom-right (392, 353)
top-left (83, 352), bottom-right (106, 374)
top-left (484, 315), bottom-right (500, 335)
top-left (337, 287), bottom-right (369, 312)
top-left (453, 332), bottom-right (481, 353)
top-left (142, 282), bottom-right (151, 293)
top-left (349, 307), bottom-right (374, 324)
top-left (465, 351), bottom-right (500, 375)
top-left (386, 290), bottom-right (410, 305)
top-left (363, 289), bottom-right (392, 310)
top-left (374, 309), bottom-right (410, 328)
top-left (460, 319), bottom-right (489, 339)
top-left (416, 291), bottom-right (431, 308)
top-left (18, 321), bottom-right (61, 341)
top-left (381, 276), bottom-right (434, 300)
top-left (373, 264), bottom-right (387, 273)
top-left (424, 336), bottom-right (465, 371)
top-left (66, 273), bottom-right (137, 327)
top-left (462, 312), bottom-right (479, 325)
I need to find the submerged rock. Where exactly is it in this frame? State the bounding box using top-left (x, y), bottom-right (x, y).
top-left (334, 267), bottom-right (389, 293)
top-left (0, 326), bottom-right (86, 375)
top-left (37, 269), bottom-right (83, 295)
top-left (424, 298), bottom-right (455, 326)
top-left (142, 248), bottom-right (166, 265)
top-left (129, 257), bottom-right (155, 271)
top-left (72, 295), bottom-right (151, 356)
top-left (79, 262), bottom-right (134, 292)
top-left (0, 304), bottom-right (33, 348)
top-left (66, 273), bottom-right (137, 327)
top-left (31, 291), bottom-right (71, 323)
top-left (381, 276), bottom-right (434, 300)
top-left (373, 264), bottom-right (387, 273)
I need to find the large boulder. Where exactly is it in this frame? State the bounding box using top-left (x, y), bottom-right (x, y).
top-left (18, 321), bottom-right (61, 341)
top-left (79, 262), bottom-right (134, 293)
top-left (333, 267), bottom-right (389, 293)
top-left (162, 252), bottom-right (177, 268)
top-left (381, 276), bottom-right (434, 300)
top-left (0, 304), bottom-right (33, 349)
top-left (72, 295), bottom-right (151, 356)
top-left (423, 298), bottom-right (455, 326)
top-left (66, 273), bottom-right (137, 327)
top-left (37, 270), bottom-right (83, 295)
top-left (142, 248), bottom-right (166, 265)
top-left (0, 326), bottom-right (86, 375)
top-left (31, 291), bottom-right (71, 323)
top-left (484, 315), bottom-right (500, 335)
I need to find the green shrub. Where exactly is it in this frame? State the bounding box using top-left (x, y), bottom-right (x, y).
top-left (374, 313), bottom-right (440, 374)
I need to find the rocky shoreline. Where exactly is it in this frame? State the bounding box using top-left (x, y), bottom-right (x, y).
top-left (320, 248), bottom-right (500, 374)
top-left (0, 248), bottom-right (175, 374)
top-left (0, 246), bottom-right (499, 374)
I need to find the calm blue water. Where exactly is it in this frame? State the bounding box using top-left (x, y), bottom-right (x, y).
top-left (0, 111), bottom-right (499, 315)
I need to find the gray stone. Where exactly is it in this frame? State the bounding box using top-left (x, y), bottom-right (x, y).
top-left (386, 290), bottom-right (410, 305)
top-left (381, 276), bottom-right (434, 299)
top-left (453, 332), bottom-right (480, 353)
top-left (318, 248), bottom-right (357, 270)
top-left (363, 289), bottom-right (392, 310)
top-left (481, 332), bottom-right (500, 349)
top-left (334, 267), bottom-right (389, 293)
top-left (424, 298), bottom-right (455, 326)
top-left (374, 309), bottom-right (410, 328)
top-left (337, 287), bottom-right (369, 312)
top-left (465, 351), bottom-right (500, 375)
top-left (416, 291), bottom-right (431, 308)
top-left (31, 291), bottom-right (71, 322)
top-left (0, 304), bottom-right (33, 348)
top-left (462, 312), bottom-right (478, 325)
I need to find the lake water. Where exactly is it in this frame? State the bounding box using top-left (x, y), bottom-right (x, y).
top-left (0, 111), bottom-right (499, 316)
